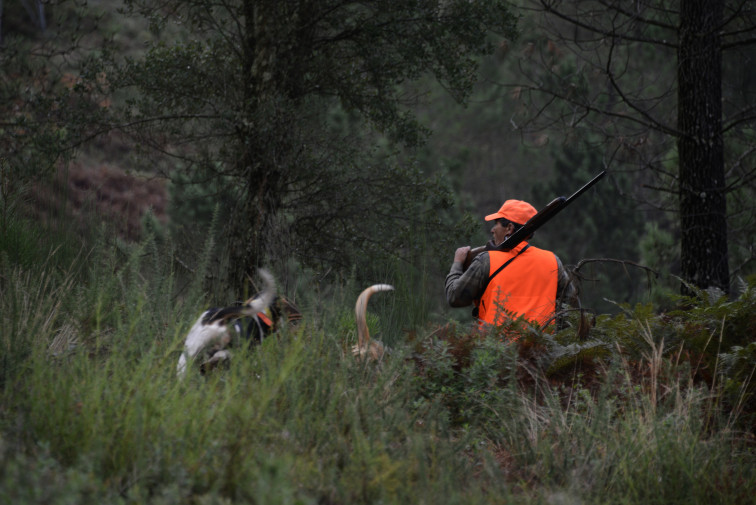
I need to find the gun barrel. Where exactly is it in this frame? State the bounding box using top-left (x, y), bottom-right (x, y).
top-left (564, 170), bottom-right (606, 206)
top-left (461, 170), bottom-right (606, 271)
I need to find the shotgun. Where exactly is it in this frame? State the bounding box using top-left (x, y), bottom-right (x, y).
top-left (462, 170), bottom-right (607, 270)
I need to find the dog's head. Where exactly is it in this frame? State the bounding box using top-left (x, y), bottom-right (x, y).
top-left (271, 296), bottom-right (302, 326)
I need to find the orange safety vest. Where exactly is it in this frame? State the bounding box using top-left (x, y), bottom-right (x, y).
top-left (476, 243), bottom-right (558, 327)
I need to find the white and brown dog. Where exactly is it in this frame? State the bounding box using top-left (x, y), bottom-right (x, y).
top-left (176, 269), bottom-right (300, 378)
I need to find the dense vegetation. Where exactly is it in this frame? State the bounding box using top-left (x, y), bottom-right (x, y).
top-left (3, 1), bottom-right (755, 301)
top-left (1, 2), bottom-right (755, 503)
top-left (2, 185), bottom-right (755, 504)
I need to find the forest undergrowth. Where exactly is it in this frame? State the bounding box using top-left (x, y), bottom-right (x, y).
top-left (1, 213), bottom-right (755, 505)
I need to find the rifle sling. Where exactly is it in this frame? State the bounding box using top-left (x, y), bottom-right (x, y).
top-left (481, 244), bottom-right (531, 294)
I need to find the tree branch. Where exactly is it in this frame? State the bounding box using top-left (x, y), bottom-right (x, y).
top-left (538, 0), bottom-right (678, 49)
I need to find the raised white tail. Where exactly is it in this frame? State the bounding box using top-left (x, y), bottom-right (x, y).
top-left (240, 269), bottom-right (277, 317)
top-left (353, 283), bottom-right (394, 361)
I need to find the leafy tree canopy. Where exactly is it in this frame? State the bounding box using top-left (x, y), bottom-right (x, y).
top-left (95, 0), bottom-right (518, 288)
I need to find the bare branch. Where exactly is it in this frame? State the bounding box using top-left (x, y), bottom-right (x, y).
top-left (573, 257), bottom-right (659, 279)
top-left (538, 0), bottom-right (678, 49)
top-left (603, 32), bottom-right (679, 137)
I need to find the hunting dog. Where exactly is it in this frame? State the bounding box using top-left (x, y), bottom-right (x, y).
top-left (176, 270), bottom-right (393, 377)
top-left (176, 269), bottom-right (301, 378)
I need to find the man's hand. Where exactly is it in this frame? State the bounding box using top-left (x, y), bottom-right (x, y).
top-left (453, 246), bottom-right (471, 264)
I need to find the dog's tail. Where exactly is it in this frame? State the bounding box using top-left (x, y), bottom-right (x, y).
top-left (355, 284), bottom-right (394, 350)
top-left (241, 268), bottom-right (277, 317)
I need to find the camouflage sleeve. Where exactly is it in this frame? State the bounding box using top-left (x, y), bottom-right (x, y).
top-left (445, 252), bottom-right (490, 308)
top-left (554, 254), bottom-right (578, 308)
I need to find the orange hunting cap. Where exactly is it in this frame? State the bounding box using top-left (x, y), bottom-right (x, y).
top-left (484, 199), bottom-right (537, 225)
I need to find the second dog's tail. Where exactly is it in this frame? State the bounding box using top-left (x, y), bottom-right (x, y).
top-left (355, 284), bottom-right (394, 350)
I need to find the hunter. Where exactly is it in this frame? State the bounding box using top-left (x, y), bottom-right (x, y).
top-left (445, 199), bottom-right (576, 330)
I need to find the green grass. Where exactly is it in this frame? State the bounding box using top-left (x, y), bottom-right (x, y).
top-left (1, 215), bottom-right (755, 504)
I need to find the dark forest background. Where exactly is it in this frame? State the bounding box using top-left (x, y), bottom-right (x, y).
top-left (3, 3), bottom-right (756, 504)
top-left (3, 0), bottom-right (756, 319)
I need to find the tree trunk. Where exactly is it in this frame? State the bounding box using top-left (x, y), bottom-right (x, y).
top-left (226, 0), bottom-right (284, 295)
top-left (677, 0), bottom-right (729, 294)
top-left (228, 0), bottom-right (267, 295)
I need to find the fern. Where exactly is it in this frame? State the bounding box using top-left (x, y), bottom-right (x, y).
top-left (546, 341), bottom-right (613, 377)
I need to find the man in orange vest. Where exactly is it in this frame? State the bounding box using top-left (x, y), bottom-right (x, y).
top-left (445, 199), bottom-right (576, 329)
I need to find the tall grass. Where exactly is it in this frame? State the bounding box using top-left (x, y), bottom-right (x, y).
top-left (482, 360), bottom-right (753, 504)
top-left (1, 213), bottom-right (754, 504)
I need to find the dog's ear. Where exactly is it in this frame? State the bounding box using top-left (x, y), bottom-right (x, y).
top-left (278, 296), bottom-right (302, 325)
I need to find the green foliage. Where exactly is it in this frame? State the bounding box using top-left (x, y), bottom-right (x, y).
top-left (414, 332), bottom-right (517, 429)
top-left (2, 190), bottom-right (756, 504)
top-left (0, 2), bottom-right (110, 184)
top-left (725, 127), bottom-right (756, 280)
top-left (639, 220), bottom-right (680, 307)
top-left (3, 3), bottom-right (754, 501)
top-left (532, 138), bottom-right (647, 313)
top-left (666, 279), bottom-right (756, 421)
top-left (0, 230), bottom-right (479, 503)
top-left (97, 0), bottom-right (520, 290)
top-left (0, 256), bottom-right (76, 389)
top-left (167, 169), bottom-right (232, 242)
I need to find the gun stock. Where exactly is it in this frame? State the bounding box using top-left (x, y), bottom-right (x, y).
top-left (462, 244), bottom-right (489, 270)
top-left (462, 170), bottom-right (606, 271)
